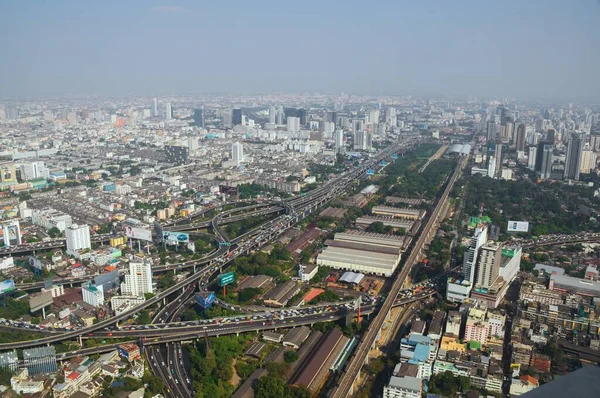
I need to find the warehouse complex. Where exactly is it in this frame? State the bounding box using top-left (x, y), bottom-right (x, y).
top-left (355, 215), bottom-right (416, 231)
top-left (316, 232), bottom-right (403, 277)
top-left (371, 206), bottom-right (425, 220)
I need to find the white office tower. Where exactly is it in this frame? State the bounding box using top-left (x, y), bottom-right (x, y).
top-left (580, 149), bottom-right (597, 175)
top-left (385, 107), bottom-right (397, 126)
top-left (65, 224), bottom-right (91, 254)
top-left (232, 142), bottom-right (244, 165)
top-left (82, 282), bottom-right (104, 307)
top-left (269, 106), bottom-right (276, 124)
top-left (335, 130), bottom-right (345, 154)
top-left (527, 146), bottom-right (537, 170)
top-left (188, 136), bottom-right (199, 153)
top-left (165, 102), bottom-right (173, 121)
top-left (487, 156), bottom-right (496, 178)
top-left (287, 117), bottom-right (300, 133)
top-left (354, 130), bottom-right (373, 151)
top-left (276, 106), bottom-right (285, 125)
top-left (463, 225), bottom-right (489, 284)
top-left (2, 220), bottom-right (22, 247)
top-left (367, 110), bottom-right (380, 125)
top-left (121, 258), bottom-right (153, 296)
top-left (324, 122), bottom-right (335, 136)
top-left (19, 162), bottom-right (50, 181)
top-left (152, 98), bottom-right (158, 117)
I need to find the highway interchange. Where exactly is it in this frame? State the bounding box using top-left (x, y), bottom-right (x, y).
top-left (0, 139), bottom-right (408, 397)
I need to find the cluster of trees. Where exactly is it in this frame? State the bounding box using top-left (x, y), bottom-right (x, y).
top-left (194, 235), bottom-right (217, 256)
top-left (188, 335), bottom-right (251, 398)
top-left (237, 183), bottom-right (292, 200)
top-left (253, 373), bottom-right (310, 398)
top-left (232, 248), bottom-right (294, 282)
top-left (428, 371), bottom-right (470, 396)
top-left (0, 298), bottom-right (30, 320)
top-left (225, 214), bottom-right (275, 239)
top-left (308, 289), bottom-right (339, 304)
top-left (387, 159), bottom-right (455, 200)
top-left (101, 376), bottom-right (144, 397)
top-left (464, 175), bottom-right (600, 236)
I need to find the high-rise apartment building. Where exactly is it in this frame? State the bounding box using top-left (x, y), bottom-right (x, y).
top-left (540, 145), bottom-right (553, 180)
top-left (18, 161), bottom-right (49, 181)
top-left (82, 282), bottom-right (104, 307)
top-left (165, 102), bottom-right (173, 121)
top-left (486, 121), bottom-right (497, 141)
top-left (354, 130), bottom-right (373, 151)
top-left (269, 106), bottom-right (276, 124)
top-left (152, 98), bottom-right (158, 117)
top-left (232, 142), bottom-right (244, 165)
top-left (120, 257), bottom-right (153, 296)
top-left (527, 146), bottom-right (537, 170)
top-left (326, 111), bottom-right (337, 126)
top-left (287, 117), bottom-right (300, 133)
top-left (335, 130), bottom-right (345, 154)
top-left (564, 132), bottom-right (585, 180)
top-left (65, 224), bottom-right (91, 254)
top-left (476, 242), bottom-right (502, 289)
top-left (232, 108), bottom-right (243, 126)
top-left (463, 225), bottom-right (489, 284)
top-left (193, 106), bottom-right (205, 128)
top-left (515, 124), bottom-right (526, 152)
top-left (1, 220), bottom-right (22, 247)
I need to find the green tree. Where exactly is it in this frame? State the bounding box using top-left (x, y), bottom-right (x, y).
top-left (284, 350), bottom-right (298, 363)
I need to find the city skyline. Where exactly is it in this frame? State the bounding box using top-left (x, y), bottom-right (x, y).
top-left (1, 0), bottom-right (600, 100)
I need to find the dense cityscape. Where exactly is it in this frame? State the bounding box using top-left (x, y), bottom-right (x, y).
top-left (2, 1), bottom-right (600, 398)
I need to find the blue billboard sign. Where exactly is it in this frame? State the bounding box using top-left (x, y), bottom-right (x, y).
top-left (380, 161), bottom-right (387, 167)
top-left (162, 231), bottom-right (190, 244)
top-left (195, 292), bottom-right (216, 309)
top-left (366, 169), bottom-right (375, 176)
top-left (0, 279), bottom-right (15, 295)
top-left (392, 154), bottom-right (398, 159)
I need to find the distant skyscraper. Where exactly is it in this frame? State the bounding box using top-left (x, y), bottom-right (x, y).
top-left (287, 117), bottom-right (300, 133)
top-left (527, 146), bottom-right (537, 170)
top-left (232, 142), bottom-right (244, 165)
top-left (540, 144), bottom-right (553, 180)
top-left (232, 108), bottom-right (243, 126)
top-left (564, 132), bottom-right (585, 180)
top-left (5, 106), bottom-right (18, 120)
top-left (335, 130), bottom-right (345, 154)
top-left (354, 130), bottom-right (372, 151)
top-left (269, 106), bottom-right (276, 124)
top-left (486, 121), bottom-right (496, 141)
top-left (326, 111), bottom-right (337, 126)
top-left (385, 107), bottom-right (397, 126)
top-left (276, 106), bottom-right (284, 125)
top-left (152, 98), bottom-right (158, 117)
top-left (494, 144), bottom-right (503, 178)
top-left (165, 102), bottom-right (173, 121)
top-left (193, 107), bottom-right (205, 128)
top-left (515, 124), bottom-right (526, 152)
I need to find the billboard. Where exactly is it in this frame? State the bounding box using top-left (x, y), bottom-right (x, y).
top-left (0, 279), bottom-right (15, 295)
top-left (218, 272), bottom-right (235, 287)
top-left (124, 226), bottom-right (152, 242)
top-left (507, 221), bottom-right (529, 233)
top-left (195, 292), bottom-right (216, 309)
top-left (162, 231), bottom-right (190, 244)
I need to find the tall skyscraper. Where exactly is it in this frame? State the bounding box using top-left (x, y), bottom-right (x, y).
top-left (475, 242), bottom-right (502, 289)
top-left (232, 142), bottom-right (244, 165)
top-left (580, 149), bottom-right (597, 175)
top-left (462, 225), bottom-right (488, 284)
top-left (385, 107), bottom-right (397, 126)
top-left (65, 224), bottom-right (91, 254)
top-left (276, 106), bottom-right (284, 125)
top-left (326, 111), bottom-right (337, 126)
top-left (121, 257), bottom-right (153, 296)
top-left (564, 132), bottom-right (585, 180)
top-left (494, 144), bottom-right (503, 177)
top-left (269, 106), bottom-right (276, 124)
top-left (540, 144), bottom-right (553, 180)
top-left (165, 103), bottom-right (173, 121)
top-left (515, 124), bottom-right (526, 152)
top-left (193, 107), bottom-right (205, 128)
top-left (354, 130), bottom-right (372, 151)
top-left (486, 121), bottom-right (496, 141)
top-left (335, 130), bottom-right (345, 154)
top-left (232, 108), bottom-right (243, 126)
top-left (527, 146), bottom-right (537, 170)
top-left (287, 117), bottom-right (300, 133)
top-left (152, 98), bottom-right (158, 117)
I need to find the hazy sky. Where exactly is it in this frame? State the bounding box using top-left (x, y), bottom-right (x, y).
top-left (1, 0), bottom-right (600, 100)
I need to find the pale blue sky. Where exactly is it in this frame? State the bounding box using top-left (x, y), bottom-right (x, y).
top-left (1, 0), bottom-right (599, 100)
